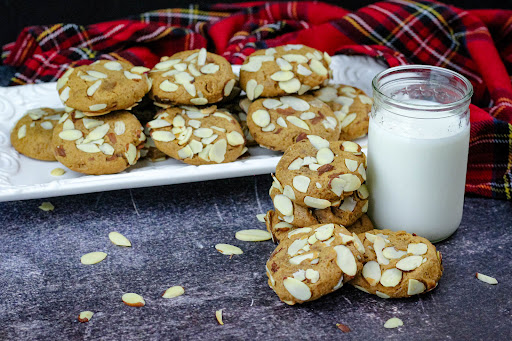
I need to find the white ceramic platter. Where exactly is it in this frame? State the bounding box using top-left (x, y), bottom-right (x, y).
top-left (0, 55), bottom-right (387, 202)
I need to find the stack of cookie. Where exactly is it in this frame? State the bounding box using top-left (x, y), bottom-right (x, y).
top-left (237, 44), bottom-right (374, 151)
top-left (264, 137), bottom-right (372, 243)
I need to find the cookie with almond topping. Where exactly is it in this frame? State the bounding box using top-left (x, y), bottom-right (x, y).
top-left (246, 95), bottom-right (339, 152)
top-left (349, 229), bottom-right (443, 298)
top-left (57, 60), bottom-right (151, 117)
top-left (239, 45), bottom-right (331, 100)
top-left (149, 48), bottom-right (237, 106)
top-left (313, 84), bottom-right (373, 141)
top-left (10, 108), bottom-right (65, 161)
top-left (274, 137), bottom-right (366, 211)
top-left (147, 105), bottom-right (245, 165)
top-left (52, 110), bottom-right (145, 175)
top-left (266, 223), bottom-right (363, 305)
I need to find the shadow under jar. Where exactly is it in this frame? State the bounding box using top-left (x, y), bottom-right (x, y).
top-left (367, 65), bottom-right (473, 242)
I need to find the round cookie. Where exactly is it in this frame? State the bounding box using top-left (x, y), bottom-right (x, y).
top-left (10, 108), bottom-right (65, 161)
top-left (275, 137), bottom-right (366, 210)
top-left (246, 95), bottom-right (338, 152)
top-left (313, 84), bottom-right (373, 140)
top-left (266, 223), bottom-right (363, 305)
top-left (52, 110), bottom-right (145, 175)
top-left (350, 229), bottom-right (443, 298)
top-left (147, 105), bottom-right (246, 165)
top-left (239, 44), bottom-right (331, 100)
top-left (57, 60), bottom-right (151, 116)
top-left (149, 48), bottom-right (237, 106)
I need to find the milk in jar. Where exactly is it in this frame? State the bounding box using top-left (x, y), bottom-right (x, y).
top-left (367, 66), bottom-right (473, 242)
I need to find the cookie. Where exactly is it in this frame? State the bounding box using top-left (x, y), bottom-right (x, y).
top-left (274, 137), bottom-right (366, 209)
top-left (140, 127), bottom-right (168, 162)
top-left (269, 176), bottom-right (368, 228)
top-left (233, 97), bottom-right (256, 146)
top-left (239, 45), bottom-right (331, 100)
top-left (57, 60), bottom-right (151, 116)
top-left (246, 95), bottom-right (339, 152)
top-left (149, 48), bottom-right (237, 106)
top-left (350, 229), bottom-right (443, 298)
top-left (147, 105), bottom-right (246, 165)
top-left (10, 108), bottom-right (65, 161)
top-left (266, 223), bottom-right (363, 305)
top-left (313, 84), bottom-right (373, 140)
top-left (52, 110), bottom-right (145, 175)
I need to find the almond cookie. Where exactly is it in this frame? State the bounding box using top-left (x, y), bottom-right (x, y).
top-left (10, 108), bottom-right (65, 161)
top-left (350, 229), bottom-right (443, 298)
top-left (147, 105), bottom-right (246, 165)
top-left (240, 45), bottom-right (331, 100)
top-left (149, 48), bottom-right (237, 106)
top-left (265, 208), bottom-right (373, 244)
top-left (52, 110), bottom-right (145, 175)
top-left (246, 95), bottom-right (338, 151)
top-left (266, 223), bottom-right (363, 305)
top-left (275, 137), bottom-right (366, 210)
top-left (269, 176), bottom-right (368, 228)
top-left (57, 61), bottom-right (151, 116)
top-left (313, 84), bottom-right (373, 140)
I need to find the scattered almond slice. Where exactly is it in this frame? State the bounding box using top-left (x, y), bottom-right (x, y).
top-left (256, 214), bottom-right (266, 222)
top-left (50, 168), bottom-right (66, 177)
top-left (78, 311), bottom-right (94, 323)
top-left (384, 317), bottom-right (404, 329)
top-left (39, 202), bottom-right (54, 211)
top-left (162, 286), bottom-right (185, 299)
top-left (122, 293), bottom-right (145, 307)
top-left (336, 323), bottom-right (351, 333)
top-left (476, 272), bottom-right (498, 285)
top-left (215, 243), bottom-right (243, 255)
top-left (235, 229), bottom-right (272, 242)
top-left (108, 232), bottom-right (132, 247)
top-left (215, 309), bottom-right (224, 325)
top-left (80, 251), bottom-right (107, 265)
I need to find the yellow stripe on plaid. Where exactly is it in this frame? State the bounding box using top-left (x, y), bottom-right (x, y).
top-left (344, 16), bottom-right (383, 45)
top-left (36, 24), bottom-right (64, 42)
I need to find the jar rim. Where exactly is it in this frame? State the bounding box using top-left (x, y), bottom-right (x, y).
top-left (372, 65), bottom-right (473, 117)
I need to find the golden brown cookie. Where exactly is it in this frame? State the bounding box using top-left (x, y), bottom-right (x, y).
top-left (52, 110), bottom-right (145, 175)
top-left (57, 60), bottom-right (151, 116)
top-left (350, 229), bottom-right (443, 298)
top-left (149, 48), bottom-right (237, 106)
top-left (240, 45), bottom-right (331, 100)
top-left (274, 137), bottom-right (366, 210)
top-left (313, 84), bottom-right (373, 140)
top-left (10, 108), bottom-right (65, 161)
top-left (266, 223), bottom-right (363, 305)
top-left (246, 95), bottom-right (338, 152)
top-left (147, 105), bottom-right (246, 165)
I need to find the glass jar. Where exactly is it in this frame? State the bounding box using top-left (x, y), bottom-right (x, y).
top-left (367, 65), bottom-right (473, 242)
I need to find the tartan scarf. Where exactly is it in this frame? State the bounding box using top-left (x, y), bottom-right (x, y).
top-left (2, 1), bottom-right (511, 200)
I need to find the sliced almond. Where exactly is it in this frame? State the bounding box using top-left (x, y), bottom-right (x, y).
top-left (396, 256), bottom-right (423, 271)
top-left (362, 261), bottom-right (381, 286)
top-left (382, 247), bottom-right (407, 259)
top-left (309, 59), bottom-right (328, 75)
top-left (273, 194), bottom-right (293, 216)
top-left (292, 175), bottom-right (310, 193)
top-left (59, 87), bottom-right (70, 102)
top-left (276, 57), bottom-right (292, 71)
top-left (316, 148), bottom-right (334, 165)
top-left (109, 232), bottom-right (131, 247)
top-left (407, 279), bottom-right (426, 295)
top-left (358, 94), bottom-right (373, 104)
top-left (380, 268), bottom-right (402, 287)
top-left (374, 236), bottom-right (390, 265)
top-left (215, 243), bottom-right (243, 255)
top-left (286, 116), bottom-right (309, 130)
top-left (282, 54), bottom-right (308, 63)
top-left (224, 79), bottom-right (236, 97)
top-left (283, 277), bottom-right (312, 301)
top-left (122, 293), bottom-right (145, 307)
top-left (307, 135), bottom-right (329, 150)
top-left (240, 61), bottom-right (262, 72)
top-left (89, 104), bottom-right (107, 112)
top-left (59, 129), bottom-right (82, 141)
top-left (87, 70), bottom-right (107, 79)
top-left (278, 78), bottom-right (301, 94)
top-left (304, 196), bottom-right (330, 209)
top-left (51, 168), bottom-right (66, 177)
top-left (159, 80), bottom-right (179, 92)
top-left (384, 317), bottom-right (403, 329)
top-left (271, 71), bottom-right (294, 82)
top-left (154, 59), bottom-right (181, 70)
top-left (190, 98), bottom-right (208, 105)
top-left (208, 139), bottom-right (227, 163)
top-left (297, 64), bottom-right (312, 76)
top-left (200, 63), bottom-right (220, 74)
top-left (151, 131), bottom-right (175, 142)
top-left (315, 224), bottom-right (334, 241)
top-left (245, 79), bottom-right (258, 100)
top-left (99, 143), bottom-right (115, 156)
top-left (476, 272), bottom-right (498, 285)
top-left (78, 311), bottom-right (94, 323)
top-left (80, 251), bottom-right (107, 265)
top-left (289, 253), bottom-right (315, 265)
top-left (162, 286), bottom-right (185, 298)
top-left (197, 48), bottom-right (207, 66)
top-left (226, 131), bottom-right (244, 146)
top-left (215, 309), bottom-right (224, 325)
top-left (235, 229), bottom-right (271, 242)
top-left (334, 245), bottom-right (357, 276)
top-left (125, 143), bottom-right (137, 165)
top-left (407, 243), bottom-right (428, 255)
top-left (38, 202), bottom-right (54, 211)
top-left (84, 123), bottom-right (110, 142)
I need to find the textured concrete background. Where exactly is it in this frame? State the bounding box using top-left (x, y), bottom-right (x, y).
top-left (0, 174), bottom-right (511, 340)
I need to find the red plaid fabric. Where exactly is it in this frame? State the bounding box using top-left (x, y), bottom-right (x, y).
top-left (2, 1), bottom-right (512, 200)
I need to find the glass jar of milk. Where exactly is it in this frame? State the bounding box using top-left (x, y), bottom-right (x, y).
top-left (367, 65), bottom-right (473, 242)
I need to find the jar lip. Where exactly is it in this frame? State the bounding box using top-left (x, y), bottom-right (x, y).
top-left (372, 65), bottom-right (474, 115)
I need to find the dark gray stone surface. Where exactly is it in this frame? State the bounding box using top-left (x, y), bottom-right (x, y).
top-left (0, 175), bottom-right (510, 341)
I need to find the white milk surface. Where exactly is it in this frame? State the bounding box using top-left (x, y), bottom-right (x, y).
top-left (367, 103), bottom-right (470, 242)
